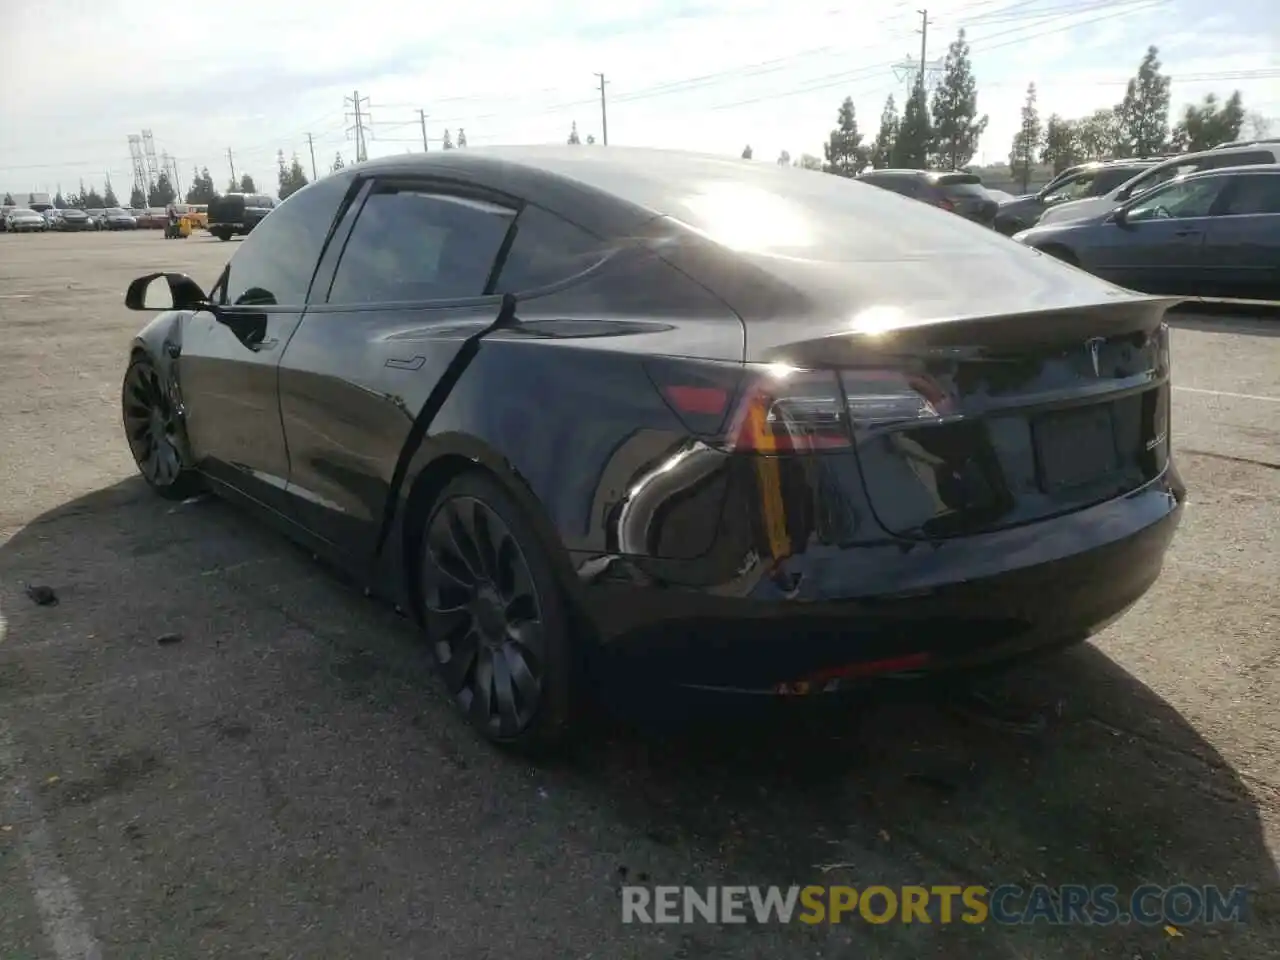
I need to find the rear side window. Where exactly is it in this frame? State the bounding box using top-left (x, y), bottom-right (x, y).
top-left (1220, 175), bottom-right (1280, 215)
top-left (495, 204), bottom-right (608, 293)
top-left (328, 188), bottom-right (514, 304)
top-left (1201, 150), bottom-right (1274, 170)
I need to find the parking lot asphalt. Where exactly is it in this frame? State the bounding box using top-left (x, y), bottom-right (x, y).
top-left (0, 231), bottom-right (1277, 959)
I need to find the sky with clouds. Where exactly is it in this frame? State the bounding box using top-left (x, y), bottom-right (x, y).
top-left (1, 0), bottom-right (1276, 198)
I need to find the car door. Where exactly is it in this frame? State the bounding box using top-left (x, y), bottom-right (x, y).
top-left (1199, 172), bottom-right (1280, 300)
top-left (275, 177), bottom-right (518, 552)
top-left (178, 173), bottom-right (351, 512)
top-left (1095, 175), bottom-right (1232, 294)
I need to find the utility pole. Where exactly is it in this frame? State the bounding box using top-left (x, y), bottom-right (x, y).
top-left (419, 109), bottom-right (429, 151)
top-left (917, 9), bottom-right (929, 90)
top-left (345, 90), bottom-right (370, 163)
top-left (594, 72), bottom-right (609, 146)
top-left (227, 148), bottom-right (237, 188)
top-left (306, 133), bottom-right (317, 179)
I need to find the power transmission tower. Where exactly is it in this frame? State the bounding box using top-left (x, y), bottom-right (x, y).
top-left (594, 73), bottom-right (609, 146)
top-left (306, 133), bottom-right (317, 179)
top-left (141, 130), bottom-right (159, 191)
top-left (917, 9), bottom-right (929, 86)
top-left (127, 135), bottom-right (147, 201)
top-left (419, 109), bottom-right (429, 151)
top-left (162, 152), bottom-right (181, 198)
top-left (345, 90), bottom-right (371, 162)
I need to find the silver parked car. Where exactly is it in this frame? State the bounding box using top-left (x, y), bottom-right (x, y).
top-left (1037, 144), bottom-right (1280, 227)
top-left (1014, 165), bottom-right (1280, 301)
top-left (5, 208), bottom-right (48, 232)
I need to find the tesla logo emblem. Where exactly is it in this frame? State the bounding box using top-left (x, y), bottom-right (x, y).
top-left (1085, 338), bottom-right (1105, 377)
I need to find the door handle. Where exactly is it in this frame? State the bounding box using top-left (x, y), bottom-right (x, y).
top-left (1174, 229), bottom-right (1202, 237)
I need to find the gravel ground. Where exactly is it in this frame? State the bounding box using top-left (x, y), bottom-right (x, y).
top-left (0, 231), bottom-right (1277, 960)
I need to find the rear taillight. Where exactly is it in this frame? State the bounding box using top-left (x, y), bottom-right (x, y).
top-left (934, 197), bottom-right (957, 212)
top-left (725, 366), bottom-right (852, 453)
top-left (653, 362), bottom-right (946, 454)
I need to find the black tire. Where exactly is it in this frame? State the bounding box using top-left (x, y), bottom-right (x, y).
top-left (214, 229), bottom-right (232, 241)
top-left (418, 472), bottom-right (576, 754)
top-left (121, 356), bottom-right (202, 501)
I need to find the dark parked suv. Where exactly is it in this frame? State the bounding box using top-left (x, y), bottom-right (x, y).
top-left (207, 192), bottom-right (276, 241)
top-left (855, 169), bottom-right (998, 226)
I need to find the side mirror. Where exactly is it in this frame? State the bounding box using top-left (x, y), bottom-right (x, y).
top-left (1107, 207), bottom-right (1128, 226)
top-left (125, 272), bottom-right (211, 312)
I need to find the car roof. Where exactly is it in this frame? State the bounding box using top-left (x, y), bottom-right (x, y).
top-left (1178, 162), bottom-right (1280, 180)
top-left (355, 146), bottom-right (916, 234)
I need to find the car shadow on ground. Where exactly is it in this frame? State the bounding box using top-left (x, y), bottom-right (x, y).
top-left (1, 478), bottom-right (1276, 958)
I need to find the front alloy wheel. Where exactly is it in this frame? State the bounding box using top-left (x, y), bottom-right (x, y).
top-left (420, 475), bottom-right (574, 750)
top-left (122, 358), bottom-right (200, 500)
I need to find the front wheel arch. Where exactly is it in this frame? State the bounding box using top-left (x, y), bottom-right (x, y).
top-left (1040, 244), bottom-right (1080, 266)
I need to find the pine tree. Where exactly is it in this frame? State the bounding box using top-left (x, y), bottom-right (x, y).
top-left (103, 185), bottom-right (118, 207)
top-left (1076, 108), bottom-right (1121, 160)
top-left (1171, 91), bottom-right (1246, 152)
top-left (741, 145), bottom-right (753, 160)
top-left (1008, 83), bottom-right (1041, 192)
top-left (54, 190), bottom-right (67, 209)
top-left (442, 129), bottom-right (454, 150)
top-left (83, 187), bottom-right (104, 208)
top-left (239, 173), bottom-right (256, 193)
top-left (129, 185), bottom-right (146, 208)
top-left (1040, 115), bottom-right (1080, 175)
top-left (823, 96), bottom-right (869, 176)
top-left (870, 95), bottom-right (899, 169)
top-left (568, 122), bottom-right (581, 145)
top-left (892, 84), bottom-right (933, 169)
top-left (148, 172), bottom-right (177, 206)
top-left (2, 193), bottom-right (13, 206)
top-left (332, 152), bottom-right (345, 172)
top-left (930, 30), bottom-right (988, 170)
top-left (1116, 46), bottom-right (1171, 157)
top-left (457, 128), bottom-right (467, 147)
top-left (777, 150), bottom-right (791, 166)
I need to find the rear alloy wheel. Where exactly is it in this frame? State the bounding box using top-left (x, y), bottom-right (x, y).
top-left (420, 474), bottom-right (574, 752)
top-left (121, 357), bottom-right (202, 500)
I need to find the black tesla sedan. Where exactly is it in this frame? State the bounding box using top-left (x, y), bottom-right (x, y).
top-left (120, 147), bottom-right (1184, 750)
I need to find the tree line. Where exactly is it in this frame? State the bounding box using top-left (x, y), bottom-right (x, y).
top-left (772, 34), bottom-right (1266, 191)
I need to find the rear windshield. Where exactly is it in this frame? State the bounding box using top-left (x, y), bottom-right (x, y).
top-left (936, 174), bottom-right (988, 197)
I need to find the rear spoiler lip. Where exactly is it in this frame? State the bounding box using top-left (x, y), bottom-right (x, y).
top-left (752, 295), bottom-right (1182, 364)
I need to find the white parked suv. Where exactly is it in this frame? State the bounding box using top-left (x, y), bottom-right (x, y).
top-left (1036, 142), bottom-right (1280, 226)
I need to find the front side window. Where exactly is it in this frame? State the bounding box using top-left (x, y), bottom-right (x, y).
top-left (1125, 177), bottom-right (1229, 222)
top-left (1047, 172), bottom-right (1095, 202)
top-left (222, 175), bottom-right (348, 307)
top-left (327, 188), bottom-right (514, 304)
top-left (1120, 163), bottom-right (1198, 200)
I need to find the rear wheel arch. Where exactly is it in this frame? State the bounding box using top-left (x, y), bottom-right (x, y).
top-left (399, 442), bottom-right (582, 626)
